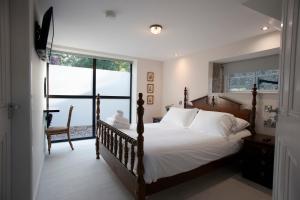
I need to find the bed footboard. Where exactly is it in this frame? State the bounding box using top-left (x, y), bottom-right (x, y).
top-left (95, 93), bottom-right (146, 200)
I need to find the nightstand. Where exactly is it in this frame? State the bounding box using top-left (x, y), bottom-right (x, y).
top-left (152, 117), bottom-right (162, 123)
top-left (241, 134), bottom-right (275, 188)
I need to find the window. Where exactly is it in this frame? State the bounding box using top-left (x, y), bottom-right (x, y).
top-left (49, 52), bottom-right (93, 95)
top-left (228, 69), bottom-right (279, 92)
top-left (256, 69), bottom-right (279, 91)
top-left (48, 51), bottom-right (132, 142)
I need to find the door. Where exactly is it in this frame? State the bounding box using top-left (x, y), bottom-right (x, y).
top-left (0, 0), bottom-right (11, 199)
top-left (273, 0), bottom-right (300, 199)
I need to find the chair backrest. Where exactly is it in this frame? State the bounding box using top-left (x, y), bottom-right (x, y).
top-left (67, 105), bottom-right (74, 128)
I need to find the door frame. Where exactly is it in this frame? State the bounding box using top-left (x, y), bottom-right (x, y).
top-left (0, 0), bottom-right (11, 198)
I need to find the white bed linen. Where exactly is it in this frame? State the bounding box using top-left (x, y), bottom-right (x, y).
top-left (120, 123), bottom-right (251, 184)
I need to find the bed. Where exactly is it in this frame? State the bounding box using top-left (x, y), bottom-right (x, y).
top-left (95, 84), bottom-right (257, 200)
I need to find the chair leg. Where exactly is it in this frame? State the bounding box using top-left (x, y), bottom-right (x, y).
top-left (47, 135), bottom-right (51, 154)
top-left (67, 130), bottom-right (74, 150)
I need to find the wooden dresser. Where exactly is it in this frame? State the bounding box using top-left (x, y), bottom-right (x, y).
top-left (241, 134), bottom-right (275, 188)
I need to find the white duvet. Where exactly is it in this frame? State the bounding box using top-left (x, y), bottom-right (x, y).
top-left (119, 123), bottom-right (251, 184)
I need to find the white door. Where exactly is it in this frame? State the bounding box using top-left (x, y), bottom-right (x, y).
top-left (273, 0), bottom-right (300, 200)
top-left (0, 0), bottom-right (11, 199)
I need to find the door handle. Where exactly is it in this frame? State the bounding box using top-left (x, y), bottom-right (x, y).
top-left (8, 103), bottom-right (20, 119)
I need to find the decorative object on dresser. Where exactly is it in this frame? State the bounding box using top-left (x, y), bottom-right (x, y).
top-left (152, 117), bottom-right (162, 123)
top-left (147, 95), bottom-right (154, 105)
top-left (147, 72), bottom-right (154, 82)
top-left (147, 84), bottom-right (154, 93)
top-left (94, 84), bottom-right (257, 200)
top-left (241, 134), bottom-right (275, 188)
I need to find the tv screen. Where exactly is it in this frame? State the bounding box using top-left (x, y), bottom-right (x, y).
top-left (35, 7), bottom-right (53, 61)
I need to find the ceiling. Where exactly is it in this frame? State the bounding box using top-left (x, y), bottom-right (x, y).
top-left (38, 0), bottom-right (278, 61)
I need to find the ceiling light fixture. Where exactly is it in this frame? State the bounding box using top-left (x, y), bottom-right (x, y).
top-left (150, 24), bottom-right (162, 35)
top-left (261, 26), bottom-right (269, 31)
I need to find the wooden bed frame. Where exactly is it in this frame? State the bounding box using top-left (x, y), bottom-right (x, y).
top-left (95, 84), bottom-right (257, 200)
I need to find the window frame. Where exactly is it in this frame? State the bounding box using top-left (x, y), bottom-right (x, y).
top-left (46, 51), bottom-right (132, 142)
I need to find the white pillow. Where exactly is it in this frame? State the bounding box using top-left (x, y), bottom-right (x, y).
top-left (231, 117), bottom-right (250, 133)
top-left (189, 110), bottom-right (236, 137)
top-left (160, 107), bottom-right (199, 128)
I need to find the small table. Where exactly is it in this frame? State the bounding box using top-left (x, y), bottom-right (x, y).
top-left (43, 109), bottom-right (60, 128)
top-left (241, 134), bottom-right (275, 188)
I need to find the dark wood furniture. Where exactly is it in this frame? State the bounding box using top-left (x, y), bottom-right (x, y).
top-left (95, 84), bottom-right (257, 200)
top-left (241, 134), bottom-right (275, 188)
top-left (43, 109), bottom-right (60, 128)
top-left (45, 106), bottom-right (74, 154)
top-left (152, 117), bottom-right (162, 123)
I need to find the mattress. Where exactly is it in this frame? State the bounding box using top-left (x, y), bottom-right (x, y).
top-left (119, 123), bottom-right (251, 184)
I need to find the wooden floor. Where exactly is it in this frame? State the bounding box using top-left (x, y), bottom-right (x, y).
top-left (37, 139), bottom-right (272, 200)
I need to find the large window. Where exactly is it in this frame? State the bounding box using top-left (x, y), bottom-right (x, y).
top-left (228, 69), bottom-right (279, 92)
top-left (48, 51), bottom-right (132, 141)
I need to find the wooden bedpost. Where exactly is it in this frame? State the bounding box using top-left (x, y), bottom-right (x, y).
top-left (212, 96), bottom-right (216, 107)
top-left (184, 87), bottom-right (188, 108)
top-left (136, 93), bottom-right (145, 200)
top-left (96, 94), bottom-right (100, 159)
top-left (251, 84), bottom-right (257, 134)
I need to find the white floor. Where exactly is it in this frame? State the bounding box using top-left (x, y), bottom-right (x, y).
top-left (37, 139), bottom-right (272, 200)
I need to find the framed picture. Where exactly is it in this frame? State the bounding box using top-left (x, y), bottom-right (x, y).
top-left (147, 72), bottom-right (154, 82)
top-left (147, 84), bottom-right (154, 93)
top-left (147, 95), bottom-right (154, 105)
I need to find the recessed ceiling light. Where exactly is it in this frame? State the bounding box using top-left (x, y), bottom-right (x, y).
top-left (105, 10), bottom-right (116, 18)
top-left (261, 26), bottom-right (269, 31)
top-left (150, 24), bottom-right (162, 35)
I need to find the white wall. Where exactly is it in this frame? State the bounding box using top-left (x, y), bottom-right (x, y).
top-left (135, 59), bottom-right (163, 123)
top-left (30, 45), bottom-right (46, 200)
top-left (162, 31), bottom-right (281, 135)
top-left (31, 2), bottom-right (47, 199)
top-left (30, 52), bottom-right (46, 200)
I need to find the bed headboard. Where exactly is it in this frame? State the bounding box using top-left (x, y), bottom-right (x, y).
top-left (184, 84), bottom-right (257, 134)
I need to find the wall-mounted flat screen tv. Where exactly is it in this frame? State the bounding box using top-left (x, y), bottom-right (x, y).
top-left (35, 7), bottom-right (53, 61)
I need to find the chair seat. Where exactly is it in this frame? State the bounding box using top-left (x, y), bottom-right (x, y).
top-left (46, 126), bottom-right (68, 134)
top-left (45, 105), bottom-right (74, 154)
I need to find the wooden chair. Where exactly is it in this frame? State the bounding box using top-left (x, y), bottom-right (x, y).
top-left (45, 105), bottom-right (74, 154)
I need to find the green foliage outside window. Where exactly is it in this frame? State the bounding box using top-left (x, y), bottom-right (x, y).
top-left (49, 51), bottom-right (130, 72)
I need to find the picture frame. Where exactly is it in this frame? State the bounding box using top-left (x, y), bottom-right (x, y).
top-left (147, 95), bottom-right (154, 105)
top-left (147, 72), bottom-right (154, 82)
top-left (147, 84), bottom-right (154, 93)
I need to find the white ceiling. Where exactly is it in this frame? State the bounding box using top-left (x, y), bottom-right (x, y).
top-left (38, 0), bottom-right (277, 61)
